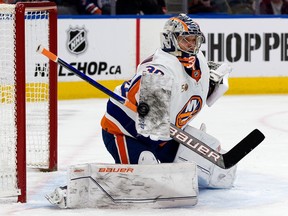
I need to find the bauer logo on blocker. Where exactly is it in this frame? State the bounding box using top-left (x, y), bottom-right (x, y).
top-left (67, 27), bottom-right (88, 55)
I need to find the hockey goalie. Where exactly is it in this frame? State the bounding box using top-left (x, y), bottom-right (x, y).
top-left (46, 14), bottom-right (237, 209)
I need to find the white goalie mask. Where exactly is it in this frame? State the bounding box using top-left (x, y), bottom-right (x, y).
top-left (161, 14), bottom-right (205, 56)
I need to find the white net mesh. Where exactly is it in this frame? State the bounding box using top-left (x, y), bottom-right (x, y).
top-left (0, 4), bottom-right (19, 197)
top-left (0, 4), bottom-right (53, 198)
top-left (25, 10), bottom-right (50, 167)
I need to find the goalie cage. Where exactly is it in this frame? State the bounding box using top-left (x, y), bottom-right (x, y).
top-left (0, 2), bottom-right (57, 203)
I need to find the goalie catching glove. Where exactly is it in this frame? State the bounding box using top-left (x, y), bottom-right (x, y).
top-left (206, 62), bottom-right (232, 107)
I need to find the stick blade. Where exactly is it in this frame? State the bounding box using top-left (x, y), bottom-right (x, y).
top-left (223, 129), bottom-right (265, 169)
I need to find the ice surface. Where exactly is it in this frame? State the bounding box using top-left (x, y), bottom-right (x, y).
top-left (1, 95), bottom-right (288, 215)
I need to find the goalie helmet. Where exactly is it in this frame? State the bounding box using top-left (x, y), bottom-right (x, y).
top-left (161, 14), bottom-right (204, 56)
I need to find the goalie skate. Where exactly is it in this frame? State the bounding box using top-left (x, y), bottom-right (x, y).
top-left (45, 186), bottom-right (67, 209)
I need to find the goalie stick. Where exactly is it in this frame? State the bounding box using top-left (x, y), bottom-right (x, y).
top-left (37, 45), bottom-right (265, 169)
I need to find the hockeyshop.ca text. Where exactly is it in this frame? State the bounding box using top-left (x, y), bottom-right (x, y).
top-left (58, 61), bottom-right (121, 76)
top-left (203, 32), bottom-right (288, 62)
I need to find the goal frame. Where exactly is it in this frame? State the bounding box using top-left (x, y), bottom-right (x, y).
top-left (14, 2), bottom-right (58, 203)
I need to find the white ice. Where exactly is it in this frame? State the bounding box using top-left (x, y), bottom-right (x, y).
top-left (1, 95), bottom-right (288, 216)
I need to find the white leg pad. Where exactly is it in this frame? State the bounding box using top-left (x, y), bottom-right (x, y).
top-left (174, 125), bottom-right (237, 189)
top-left (63, 162), bottom-right (198, 208)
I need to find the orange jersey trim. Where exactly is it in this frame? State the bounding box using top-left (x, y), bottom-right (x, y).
top-left (126, 79), bottom-right (140, 105)
top-left (115, 135), bottom-right (129, 164)
top-left (101, 115), bottom-right (123, 135)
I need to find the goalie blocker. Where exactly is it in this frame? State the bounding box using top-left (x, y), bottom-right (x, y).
top-left (46, 162), bottom-right (198, 208)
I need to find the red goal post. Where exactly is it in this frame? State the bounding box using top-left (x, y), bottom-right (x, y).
top-left (0, 2), bottom-right (57, 203)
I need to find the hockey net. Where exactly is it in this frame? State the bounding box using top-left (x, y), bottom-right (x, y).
top-left (0, 2), bottom-right (57, 202)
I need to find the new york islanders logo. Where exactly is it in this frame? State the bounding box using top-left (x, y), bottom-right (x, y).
top-left (175, 96), bottom-right (202, 128)
top-left (67, 27), bottom-right (87, 55)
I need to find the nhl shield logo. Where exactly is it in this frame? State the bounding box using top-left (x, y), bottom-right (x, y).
top-left (67, 27), bottom-right (87, 54)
